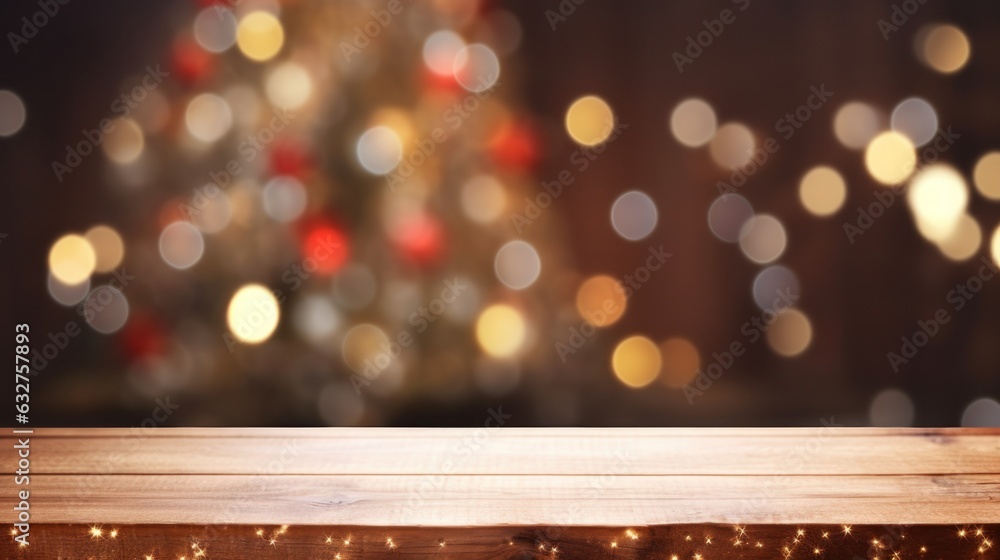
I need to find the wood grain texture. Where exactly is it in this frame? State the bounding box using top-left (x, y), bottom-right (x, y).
top-left (2, 428), bottom-right (999, 527)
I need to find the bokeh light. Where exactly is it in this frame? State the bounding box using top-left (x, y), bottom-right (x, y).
top-left (265, 62), bottom-right (313, 110)
top-left (342, 323), bottom-right (390, 373)
top-left (565, 95), bottom-right (614, 146)
top-left (49, 234), bottom-right (97, 285)
top-left (669, 98), bottom-right (717, 148)
top-left (864, 131), bottom-right (917, 185)
top-left (189, 190), bottom-right (233, 234)
top-left (907, 164), bottom-right (969, 242)
top-left (291, 294), bottom-right (341, 346)
top-left (610, 191), bottom-right (658, 241)
top-left (659, 337), bottom-right (700, 388)
top-left (611, 335), bottom-right (661, 389)
top-left (890, 97), bottom-right (938, 147)
top-left (83, 285), bottom-right (130, 334)
top-left (709, 122), bottom-right (755, 168)
top-left (494, 240), bottom-right (541, 290)
top-left (936, 213), bottom-right (981, 262)
top-left (798, 165), bottom-right (847, 217)
top-left (833, 101), bottom-right (882, 150)
top-left (262, 176), bottom-right (308, 223)
top-left (475, 304), bottom-right (526, 358)
top-left (916, 24), bottom-right (971, 74)
top-left (869, 388), bottom-right (915, 427)
top-left (236, 11), bottom-right (284, 62)
top-left (423, 30), bottom-right (465, 76)
top-left (158, 221), bottom-right (205, 270)
top-left (575, 275), bottom-right (627, 327)
top-left (356, 125), bottom-right (402, 175)
top-left (460, 175), bottom-right (506, 223)
top-left (991, 224), bottom-right (1000, 265)
top-left (452, 43), bottom-right (500, 93)
top-left (84, 225), bottom-right (125, 273)
top-left (193, 7), bottom-right (238, 53)
top-left (227, 283), bottom-right (280, 344)
top-left (0, 90), bottom-right (26, 137)
top-left (185, 93), bottom-right (233, 143)
top-left (961, 397), bottom-right (1000, 427)
top-left (766, 309), bottom-right (813, 357)
top-left (972, 152), bottom-right (1000, 200)
top-left (752, 265), bottom-right (800, 310)
top-left (707, 194), bottom-right (754, 243)
top-left (738, 214), bottom-right (787, 264)
top-left (47, 274), bottom-right (90, 306)
top-left (102, 118), bottom-right (145, 164)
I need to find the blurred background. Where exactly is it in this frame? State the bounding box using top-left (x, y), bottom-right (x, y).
top-left (1, 0), bottom-right (999, 427)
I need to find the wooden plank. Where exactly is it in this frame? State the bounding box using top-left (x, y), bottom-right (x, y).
top-left (4, 428), bottom-right (999, 475)
top-left (21, 473), bottom-right (1000, 525)
top-left (4, 524), bottom-right (998, 560)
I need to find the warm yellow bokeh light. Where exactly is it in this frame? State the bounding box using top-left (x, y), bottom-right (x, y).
top-left (226, 283), bottom-right (280, 344)
top-left (102, 119), bottom-right (144, 164)
top-left (709, 122), bottom-right (755, 169)
top-left (669, 98), bottom-right (717, 148)
top-left (766, 310), bottom-right (813, 358)
top-left (476, 304), bottom-right (526, 358)
top-left (936, 214), bottom-right (981, 262)
top-left (918, 24), bottom-right (971, 74)
top-left (575, 275), bottom-right (627, 327)
top-left (799, 166), bottom-right (847, 217)
top-left (236, 11), bottom-right (284, 62)
top-left (265, 62), bottom-right (313, 109)
top-left (48, 234), bottom-right (97, 285)
top-left (565, 95), bottom-right (614, 146)
top-left (992, 225), bottom-right (1000, 266)
top-left (611, 335), bottom-right (661, 389)
top-left (865, 131), bottom-right (917, 185)
top-left (84, 225), bottom-right (125, 273)
top-left (973, 152), bottom-right (1000, 200)
top-left (660, 337), bottom-right (700, 388)
top-left (907, 164), bottom-right (969, 242)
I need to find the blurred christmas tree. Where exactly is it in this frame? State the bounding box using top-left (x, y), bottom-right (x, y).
top-left (56, 0), bottom-right (580, 425)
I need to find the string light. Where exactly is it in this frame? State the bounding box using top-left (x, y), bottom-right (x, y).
top-left (88, 525), bottom-right (104, 539)
top-left (625, 529), bottom-right (639, 540)
top-left (386, 537), bottom-right (397, 550)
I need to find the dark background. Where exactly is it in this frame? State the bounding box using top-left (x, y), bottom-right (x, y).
top-left (1, 0), bottom-right (998, 427)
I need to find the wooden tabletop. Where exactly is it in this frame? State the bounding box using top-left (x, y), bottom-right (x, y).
top-left (3, 427), bottom-right (999, 526)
